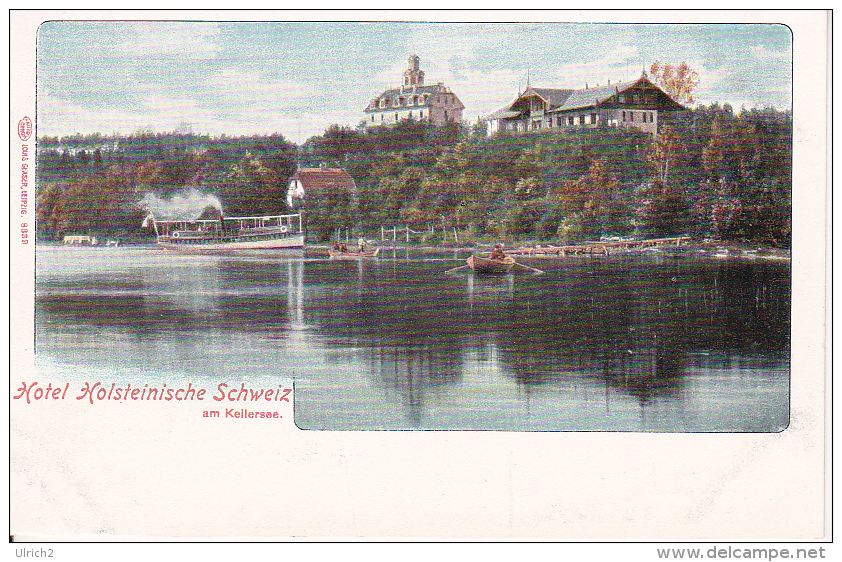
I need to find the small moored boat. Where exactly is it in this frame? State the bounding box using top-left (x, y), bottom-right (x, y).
top-left (329, 247), bottom-right (380, 259)
top-left (63, 235), bottom-right (98, 246)
top-left (466, 254), bottom-right (515, 274)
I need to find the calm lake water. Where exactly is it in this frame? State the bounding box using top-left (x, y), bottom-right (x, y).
top-left (34, 245), bottom-right (790, 432)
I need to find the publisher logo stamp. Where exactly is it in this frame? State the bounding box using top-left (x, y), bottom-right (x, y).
top-left (18, 116), bottom-right (32, 141)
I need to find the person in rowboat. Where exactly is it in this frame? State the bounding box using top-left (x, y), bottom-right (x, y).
top-left (490, 244), bottom-right (506, 261)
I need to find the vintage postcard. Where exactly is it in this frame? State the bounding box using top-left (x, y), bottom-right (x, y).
top-left (9, 10), bottom-right (829, 546)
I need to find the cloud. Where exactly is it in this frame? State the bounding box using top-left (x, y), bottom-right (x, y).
top-left (748, 44), bottom-right (791, 62)
top-left (111, 22), bottom-right (222, 58)
top-left (38, 88), bottom-right (153, 136)
top-left (203, 68), bottom-right (308, 108)
top-left (35, 22), bottom-right (794, 140)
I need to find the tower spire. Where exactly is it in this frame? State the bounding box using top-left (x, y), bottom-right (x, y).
top-left (404, 54), bottom-right (424, 87)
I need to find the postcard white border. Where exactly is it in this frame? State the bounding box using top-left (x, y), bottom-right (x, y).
top-left (9, 10), bottom-right (830, 542)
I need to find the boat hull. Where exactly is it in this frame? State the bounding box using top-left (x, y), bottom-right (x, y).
top-left (158, 233), bottom-right (305, 251)
top-left (329, 247), bottom-right (380, 259)
top-left (467, 255), bottom-right (515, 274)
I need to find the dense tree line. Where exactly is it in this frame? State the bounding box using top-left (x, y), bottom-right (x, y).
top-left (297, 107), bottom-right (790, 246)
top-left (36, 132), bottom-right (298, 239)
top-left (35, 105), bottom-right (791, 246)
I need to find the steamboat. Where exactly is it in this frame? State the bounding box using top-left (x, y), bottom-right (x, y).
top-left (143, 212), bottom-right (304, 251)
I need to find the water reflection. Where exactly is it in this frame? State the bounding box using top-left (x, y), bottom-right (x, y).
top-left (297, 256), bottom-right (789, 430)
top-left (36, 247), bottom-right (305, 378)
top-left (35, 247), bottom-right (790, 431)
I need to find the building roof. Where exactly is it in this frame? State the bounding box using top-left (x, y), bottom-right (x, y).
top-left (365, 84), bottom-right (463, 113)
top-left (529, 88), bottom-right (575, 107)
top-left (485, 106), bottom-right (522, 120)
top-left (288, 168), bottom-right (356, 191)
top-left (487, 75), bottom-right (684, 120)
top-left (554, 81), bottom-right (631, 111)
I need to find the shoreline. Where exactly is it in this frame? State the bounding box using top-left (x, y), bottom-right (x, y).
top-left (313, 239), bottom-right (792, 262)
top-left (35, 238), bottom-right (792, 262)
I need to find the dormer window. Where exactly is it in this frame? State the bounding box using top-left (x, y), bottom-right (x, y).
top-left (380, 99), bottom-right (387, 109)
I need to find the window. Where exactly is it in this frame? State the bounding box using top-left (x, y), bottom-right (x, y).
top-left (568, 116), bottom-right (574, 126)
top-left (419, 110), bottom-right (424, 118)
top-left (591, 113), bottom-right (597, 124)
top-left (622, 111), bottom-right (626, 122)
top-left (395, 113), bottom-right (399, 121)
top-left (557, 116), bottom-right (563, 127)
top-left (371, 115), bottom-right (374, 122)
top-left (650, 112), bottom-right (654, 121)
top-left (380, 99), bottom-right (387, 109)
top-left (642, 113), bottom-right (647, 123)
top-left (618, 95), bottom-right (625, 103)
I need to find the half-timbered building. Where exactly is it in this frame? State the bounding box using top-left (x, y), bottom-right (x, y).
top-left (486, 73), bottom-right (684, 137)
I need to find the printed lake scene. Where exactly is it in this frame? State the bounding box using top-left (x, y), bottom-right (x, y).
top-left (34, 21), bottom-right (792, 432)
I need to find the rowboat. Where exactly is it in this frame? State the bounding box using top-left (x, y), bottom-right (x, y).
top-left (329, 247), bottom-right (380, 259)
top-left (466, 254), bottom-right (515, 274)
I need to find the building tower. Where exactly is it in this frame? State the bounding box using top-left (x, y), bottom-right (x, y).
top-left (403, 54), bottom-right (425, 87)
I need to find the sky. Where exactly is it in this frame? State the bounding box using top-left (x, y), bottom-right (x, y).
top-left (36, 20), bottom-right (792, 143)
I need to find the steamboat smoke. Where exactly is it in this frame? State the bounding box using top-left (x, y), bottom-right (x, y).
top-left (139, 189), bottom-right (223, 221)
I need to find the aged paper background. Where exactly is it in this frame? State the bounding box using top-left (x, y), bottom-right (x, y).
top-left (9, 10), bottom-right (829, 542)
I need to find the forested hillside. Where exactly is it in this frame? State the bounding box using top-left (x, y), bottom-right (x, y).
top-left (36, 104), bottom-right (791, 246)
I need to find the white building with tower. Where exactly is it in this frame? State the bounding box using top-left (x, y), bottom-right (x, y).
top-left (363, 55), bottom-right (464, 129)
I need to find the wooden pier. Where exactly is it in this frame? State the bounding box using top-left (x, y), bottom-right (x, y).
top-left (505, 236), bottom-right (691, 258)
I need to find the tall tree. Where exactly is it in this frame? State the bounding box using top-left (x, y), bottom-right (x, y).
top-left (649, 61), bottom-right (700, 104)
